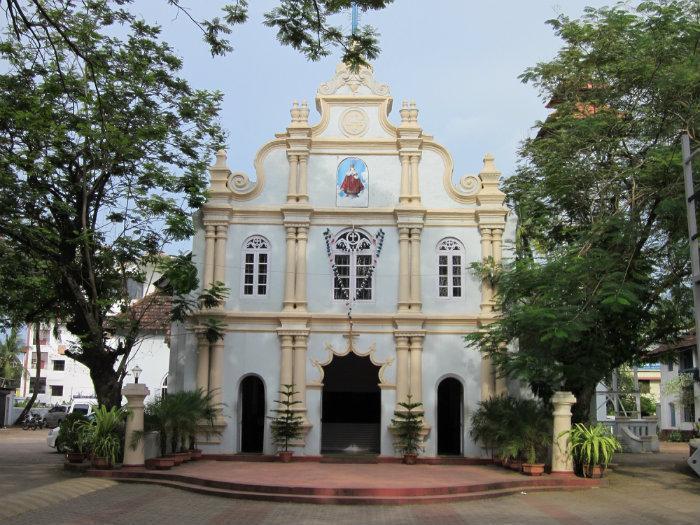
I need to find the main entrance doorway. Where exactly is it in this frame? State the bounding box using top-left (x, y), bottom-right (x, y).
top-left (437, 377), bottom-right (463, 456)
top-left (321, 353), bottom-right (381, 454)
top-left (240, 375), bottom-right (265, 453)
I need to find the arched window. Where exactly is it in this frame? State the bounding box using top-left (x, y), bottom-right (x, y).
top-left (332, 229), bottom-right (374, 301)
top-left (241, 235), bottom-right (270, 296)
top-left (437, 238), bottom-right (465, 298)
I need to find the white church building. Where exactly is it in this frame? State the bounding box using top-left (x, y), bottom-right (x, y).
top-left (169, 63), bottom-right (514, 457)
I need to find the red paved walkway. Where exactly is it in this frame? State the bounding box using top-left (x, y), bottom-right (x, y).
top-left (88, 460), bottom-right (602, 504)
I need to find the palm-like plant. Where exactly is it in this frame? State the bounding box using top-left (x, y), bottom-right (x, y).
top-left (0, 327), bottom-right (23, 386)
top-left (80, 405), bottom-right (127, 465)
top-left (562, 423), bottom-right (621, 470)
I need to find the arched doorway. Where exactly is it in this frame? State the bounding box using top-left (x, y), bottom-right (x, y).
top-left (321, 353), bottom-right (380, 454)
top-left (437, 377), bottom-right (463, 456)
top-left (239, 376), bottom-right (265, 453)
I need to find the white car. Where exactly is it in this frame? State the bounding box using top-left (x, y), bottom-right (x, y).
top-left (47, 401), bottom-right (97, 452)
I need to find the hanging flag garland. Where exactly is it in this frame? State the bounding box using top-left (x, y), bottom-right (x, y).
top-left (323, 227), bottom-right (385, 318)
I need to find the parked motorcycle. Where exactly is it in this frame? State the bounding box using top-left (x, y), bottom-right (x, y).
top-left (21, 413), bottom-right (45, 431)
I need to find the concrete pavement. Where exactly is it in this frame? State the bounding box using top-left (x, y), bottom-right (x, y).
top-left (1, 428), bottom-right (698, 524)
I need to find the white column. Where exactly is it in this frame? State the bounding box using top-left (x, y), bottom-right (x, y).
top-left (409, 227), bottom-right (422, 309)
top-left (122, 383), bottom-right (150, 467)
top-left (279, 334), bottom-right (294, 387)
top-left (399, 154), bottom-right (410, 203)
top-left (214, 225), bottom-right (227, 283)
top-left (551, 391), bottom-right (577, 475)
top-left (395, 336), bottom-right (410, 406)
top-left (409, 336), bottom-right (423, 405)
top-left (480, 227), bottom-right (493, 311)
top-left (203, 224), bottom-right (216, 288)
top-left (294, 225), bottom-right (308, 310)
top-left (409, 155), bottom-right (420, 202)
top-left (287, 154), bottom-right (298, 202)
top-left (398, 227), bottom-right (410, 311)
top-left (492, 227), bottom-right (504, 265)
top-left (196, 333), bottom-right (210, 393)
top-left (298, 155), bottom-right (308, 203)
top-left (209, 340), bottom-right (225, 410)
top-left (292, 335), bottom-right (307, 411)
top-left (283, 226), bottom-right (297, 310)
top-left (480, 355), bottom-right (494, 400)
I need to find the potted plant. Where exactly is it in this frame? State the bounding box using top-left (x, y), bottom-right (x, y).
top-left (56, 412), bottom-right (89, 462)
top-left (81, 405), bottom-right (127, 469)
top-left (269, 384), bottom-right (303, 462)
top-left (560, 423), bottom-right (621, 478)
top-left (519, 400), bottom-right (551, 476)
top-left (391, 395), bottom-right (425, 464)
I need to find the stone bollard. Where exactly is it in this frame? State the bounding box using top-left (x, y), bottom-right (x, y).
top-left (122, 383), bottom-right (150, 468)
top-left (551, 391), bottom-right (577, 475)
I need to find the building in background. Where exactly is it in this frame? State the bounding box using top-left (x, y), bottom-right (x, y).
top-left (652, 333), bottom-right (700, 437)
top-left (18, 261), bottom-right (170, 407)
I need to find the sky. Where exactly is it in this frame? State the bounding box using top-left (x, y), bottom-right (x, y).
top-left (132, 0), bottom-right (614, 182)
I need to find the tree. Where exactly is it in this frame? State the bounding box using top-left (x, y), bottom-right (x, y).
top-left (0, 1), bottom-right (390, 67)
top-left (468, 0), bottom-right (700, 422)
top-left (0, 327), bottom-right (23, 386)
top-left (0, 3), bottom-right (228, 408)
top-left (269, 384), bottom-right (304, 453)
top-left (0, 1), bottom-right (391, 409)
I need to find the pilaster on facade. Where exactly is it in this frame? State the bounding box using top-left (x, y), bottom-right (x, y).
top-left (285, 101), bottom-right (312, 204)
top-left (282, 208), bottom-right (312, 313)
top-left (397, 101), bottom-right (423, 206)
top-left (277, 325), bottom-right (312, 445)
top-left (395, 209), bottom-right (425, 314)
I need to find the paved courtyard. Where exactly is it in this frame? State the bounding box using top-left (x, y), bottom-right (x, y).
top-left (0, 428), bottom-right (698, 524)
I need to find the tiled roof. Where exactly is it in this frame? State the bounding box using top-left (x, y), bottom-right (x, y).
top-left (647, 332), bottom-right (696, 356)
top-left (115, 293), bottom-right (172, 335)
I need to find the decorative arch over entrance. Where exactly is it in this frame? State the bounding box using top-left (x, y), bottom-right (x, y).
top-left (321, 352), bottom-right (381, 454)
top-left (437, 377), bottom-right (463, 456)
top-left (239, 375), bottom-right (265, 453)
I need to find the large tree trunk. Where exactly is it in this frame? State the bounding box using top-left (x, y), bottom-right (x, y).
top-left (16, 322), bottom-right (42, 424)
top-left (89, 360), bottom-right (123, 409)
top-left (569, 382), bottom-right (597, 424)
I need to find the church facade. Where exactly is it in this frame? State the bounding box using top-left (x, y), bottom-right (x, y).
top-left (169, 63), bottom-right (512, 457)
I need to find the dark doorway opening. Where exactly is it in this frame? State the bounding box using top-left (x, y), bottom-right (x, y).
top-left (321, 353), bottom-right (380, 454)
top-left (437, 377), bottom-right (463, 456)
top-left (240, 375), bottom-right (265, 453)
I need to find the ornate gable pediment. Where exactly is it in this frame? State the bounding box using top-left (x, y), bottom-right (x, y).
top-left (317, 62), bottom-right (390, 97)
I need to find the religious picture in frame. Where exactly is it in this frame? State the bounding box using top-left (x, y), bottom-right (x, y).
top-left (336, 157), bottom-right (368, 207)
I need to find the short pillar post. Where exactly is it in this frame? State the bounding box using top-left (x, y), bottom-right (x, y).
top-left (122, 383), bottom-right (150, 467)
top-left (551, 391), bottom-right (577, 475)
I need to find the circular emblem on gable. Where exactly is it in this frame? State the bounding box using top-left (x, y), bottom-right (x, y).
top-left (341, 108), bottom-right (369, 137)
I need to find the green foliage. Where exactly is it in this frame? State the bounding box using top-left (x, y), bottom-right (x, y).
top-left (663, 372), bottom-right (696, 407)
top-left (391, 395), bottom-right (425, 456)
top-left (470, 395), bottom-right (552, 464)
top-left (0, 3), bottom-right (227, 407)
top-left (468, 0), bottom-right (700, 421)
top-left (269, 384), bottom-right (304, 452)
top-left (668, 430), bottom-right (684, 442)
top-left (561, 423), bottom-right (622, 470)
top-left (0, 1), bottom-right (389, 68)
top-left (79, 406), bottom-right (127, 465)
top-left (0, 327), bottom-right (23, 384)
top-left (142, 389), bottom-right (222, 456)
top-left (55, 412), bottom-right (89, 454)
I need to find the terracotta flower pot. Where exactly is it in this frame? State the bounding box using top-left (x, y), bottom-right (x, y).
top-left (583, 464), bottom-right (605, 478)
top-left (145, 457), bottom-right (175, 470)
top-left (91, 457), bottom-right (111, 469)
top-left (509, 460), bottom-right (522, 472)
top-left (403, 453), bottom-right (417, 465)
top-left (166, 454), bottom-right (185, 465)
top-left (522, 463), bottom-right (545, 476)
top-left (278, 451), bottom-right (294, 463)
top-left (66, 452), bottom-right (85, 464)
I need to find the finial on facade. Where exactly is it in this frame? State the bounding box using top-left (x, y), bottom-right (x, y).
top-left (481, 153), bottom-right (497, 174)
top-left (409, 101), bottom-right (419, 123)
top-left (300, 100), bottom-right (310, 123)
top-left (400, 101), bottom-right (410, 124)
top-left (214, 149), bottom-right (228, 168)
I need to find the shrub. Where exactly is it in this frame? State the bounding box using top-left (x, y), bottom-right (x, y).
top-left (391, 395), bottom-right (425, 457)
top-left (55, 412), bottom-right (88, 453)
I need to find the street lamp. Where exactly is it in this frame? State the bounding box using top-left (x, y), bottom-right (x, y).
top-left (132, 365), bottom-right (142, 384)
